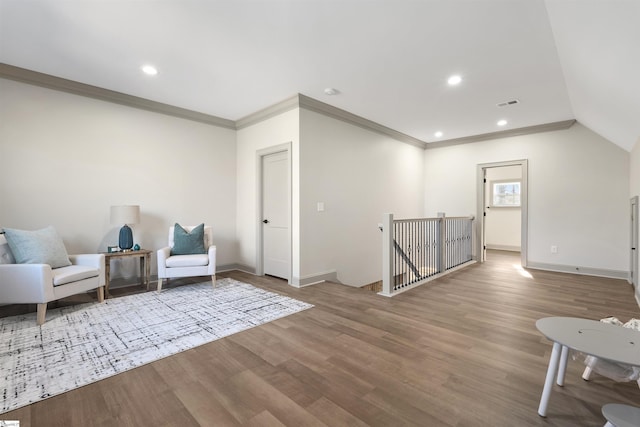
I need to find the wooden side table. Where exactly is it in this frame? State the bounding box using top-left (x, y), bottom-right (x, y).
top-left (102, 249), bottom-right (152, 297)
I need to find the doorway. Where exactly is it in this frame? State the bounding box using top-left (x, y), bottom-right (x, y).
top-left (477, 159), bottom-right (528, 266)
top-left (256, 143), bottom-right (292, 281)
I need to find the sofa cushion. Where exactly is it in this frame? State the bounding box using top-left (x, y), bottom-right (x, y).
top-left (52, 265), bottom-right (100, 286)
top-left (3, 226), bottom-right (71, 268)
top-left (166, 254), bottom-right (209, 268)
top-left (171, 223), bottom-right (206, 255)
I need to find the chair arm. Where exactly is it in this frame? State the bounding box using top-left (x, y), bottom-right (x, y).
top-left (157, 246), bottom-right (171, 278)
top-left (69, 253), bottom-right (105, 287)
top-left (0, 264), bottom-right (55, 303)
top-left (69, 254), bottom-right (104, 268)
top-left (207, 245), bottom-right (217, 275)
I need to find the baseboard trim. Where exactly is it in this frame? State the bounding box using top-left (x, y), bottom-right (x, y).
top-left (217, 263), bottom-right (256, 275)
top-left (526, 261), bottom-right (628, 280)
top-left (291, 270), bottom-right (338, 287)
top-left (486, 244), bottom-right (520, 252)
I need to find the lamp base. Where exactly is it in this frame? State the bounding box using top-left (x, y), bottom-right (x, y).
top-left (118, 224), bottom-right (134, 250)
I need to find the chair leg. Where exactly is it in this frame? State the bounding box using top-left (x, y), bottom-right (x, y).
top-left (157, 278), bottom-right (163, 292)
top-left (582, 366), bottom-right (593, 381)
top-left (97, 286), bottom-right (105, 302)
top-left (212, 274), bottom-right (216, 288)
top-left (36, 303), bottom-right (47, 326)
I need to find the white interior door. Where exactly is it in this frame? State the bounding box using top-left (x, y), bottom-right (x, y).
top-left (481, 168), bottom-right (487, 261)
top-left (262, 151), bottom-right (290, 280)
top-left (631, 196), bottom-right (638, 287)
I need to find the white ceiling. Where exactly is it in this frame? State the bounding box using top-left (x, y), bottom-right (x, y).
top-left (1, 0), bottom-right (638, 150)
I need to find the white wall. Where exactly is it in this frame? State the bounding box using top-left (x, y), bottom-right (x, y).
top-left (485, 165), bottom-right (521, 251)
top-left (0, 78), bottom-right (237, 279)
top-left (235, 108), bottom-right (300, 278)
top-left (424, 123), bottom-right (629, 274)
top-left (299, 109), bottom-right (425, 287)
top-left (630, 137), bottom-right (640, 197)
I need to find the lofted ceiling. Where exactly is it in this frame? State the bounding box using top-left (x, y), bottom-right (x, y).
top-left (1, 0), bottom-right (638, 150)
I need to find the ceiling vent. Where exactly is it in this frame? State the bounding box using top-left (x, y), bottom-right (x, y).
top-left (497, 99), bottom-right (520, 107)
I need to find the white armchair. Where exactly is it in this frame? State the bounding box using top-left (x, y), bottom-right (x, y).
top-left (157, 224), bottom-right (216, 292)
top-left (0, 233), bottom-right (105, 325)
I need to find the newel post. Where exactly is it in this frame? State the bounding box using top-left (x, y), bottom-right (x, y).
top-left (381, 213), bottom-right (394, 296)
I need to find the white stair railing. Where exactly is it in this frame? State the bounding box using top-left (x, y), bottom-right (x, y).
top-left (380, 213), bottom-right (475, 296)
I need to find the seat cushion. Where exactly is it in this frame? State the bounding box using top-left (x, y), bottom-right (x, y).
top-left (52, 265), bottom-right (100, 286)
top-left (166, 254), bottom-right (209, 268)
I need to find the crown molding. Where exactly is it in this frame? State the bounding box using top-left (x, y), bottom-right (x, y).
top-left (1, 63), bottom-right (577, 148)
top-left (237, 94), bottom-right (428, 149)
top-left (0, 63), bottom-right (236, 129)
top-left (425, 119), bottom-right (576, 149)
top-left (235, 94), bottom-right (300, 129)
top-left (297, 94), bottom-right (427, 149)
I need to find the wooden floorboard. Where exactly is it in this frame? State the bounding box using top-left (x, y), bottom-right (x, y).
top-left (3, 250), bottom-right (640, 426)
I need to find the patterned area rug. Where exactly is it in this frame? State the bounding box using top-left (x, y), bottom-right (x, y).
top-left (0, 278), bottom-right (313, 414)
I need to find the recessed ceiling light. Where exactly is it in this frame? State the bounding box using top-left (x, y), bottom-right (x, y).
top-left (324, 87), bottom-right (339, 96)
top-left (447, 75), bottom-right (462, 86)
top-left (497, 119), bottom-right (508, 126)
top-left (434, 131), bottom-right (443, 138)
top-left (141, 65), bottom-right (158, 76)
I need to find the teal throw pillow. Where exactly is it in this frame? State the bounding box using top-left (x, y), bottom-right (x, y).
top-left (3, 226), bottom-right (72, 268)
top-left (171, 223), bottom-right (206, 255)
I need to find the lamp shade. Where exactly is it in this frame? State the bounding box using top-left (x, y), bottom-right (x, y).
top-left (110, 205), bottom-right (140, 225)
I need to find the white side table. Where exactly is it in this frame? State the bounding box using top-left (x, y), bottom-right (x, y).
top-left (602, 403), bottom-right (640, 427)
top-left (536, 317), bottom-right (640, 417)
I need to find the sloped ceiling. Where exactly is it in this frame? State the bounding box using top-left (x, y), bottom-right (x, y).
top-left (0, 1), bottom-right (638, 150)
top-left (545, 0), bottom-right (640, 151)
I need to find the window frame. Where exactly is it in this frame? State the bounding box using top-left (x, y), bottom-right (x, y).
top-left (490, 179), bottom-right (521, 208)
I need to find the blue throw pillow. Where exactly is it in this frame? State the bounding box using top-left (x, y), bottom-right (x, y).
top-left (171, 223), bottom-right (206, 255)
top-left (3, 226), bottom-right (72, 268)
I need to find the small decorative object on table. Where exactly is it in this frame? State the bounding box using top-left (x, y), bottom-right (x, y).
top-left (133, 244), bottom-right (140, 251)
top-left (107, 245), bottom-right (120, 253)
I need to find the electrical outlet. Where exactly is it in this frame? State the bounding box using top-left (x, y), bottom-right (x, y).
top-left (551, 245), bottom-right (558, 254)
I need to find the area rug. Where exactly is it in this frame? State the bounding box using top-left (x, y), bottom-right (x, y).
top-left (0, 278), bottom-right (313, 414)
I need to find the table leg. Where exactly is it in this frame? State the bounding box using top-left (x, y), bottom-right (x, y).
top-left (145, 253), bottom-right (150, 290)
top-left (538, 341), bottom-right (562, 417)
top-left (104, 258), bottom-right (111, 298)
top-left (138, 256), bottom-right (143, 288)
top-left (556, 345), bottom-right (569, 386)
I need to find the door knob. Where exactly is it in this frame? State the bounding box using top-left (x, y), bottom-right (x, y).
top-left (262, 219), bottom-right (269, 224)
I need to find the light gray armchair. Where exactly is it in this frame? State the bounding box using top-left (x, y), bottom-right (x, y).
top-left (157, 224), bottom-right (216, 292)
top-left (0, 230), bottom-right (105, 325)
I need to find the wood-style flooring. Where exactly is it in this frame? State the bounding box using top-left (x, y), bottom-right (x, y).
top-left (3, 250), bottom-right (640, 426)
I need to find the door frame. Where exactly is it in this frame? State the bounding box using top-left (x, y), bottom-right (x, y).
top-left (476, 159), bottom-right (528, 266)
top-left (630, 196), bottom-right (638, 287)
top-left (255, 142), bottom-right (292, 283)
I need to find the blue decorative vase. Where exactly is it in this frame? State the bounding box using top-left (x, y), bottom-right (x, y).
top-left (119, 225), bottom-right (134, 250)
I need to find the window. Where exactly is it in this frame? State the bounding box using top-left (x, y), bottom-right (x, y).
top-left (491, 180), bottom-right (521, 207)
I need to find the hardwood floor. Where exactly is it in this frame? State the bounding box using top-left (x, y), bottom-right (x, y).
top-left (3, 250), bottom-right (640, 426)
